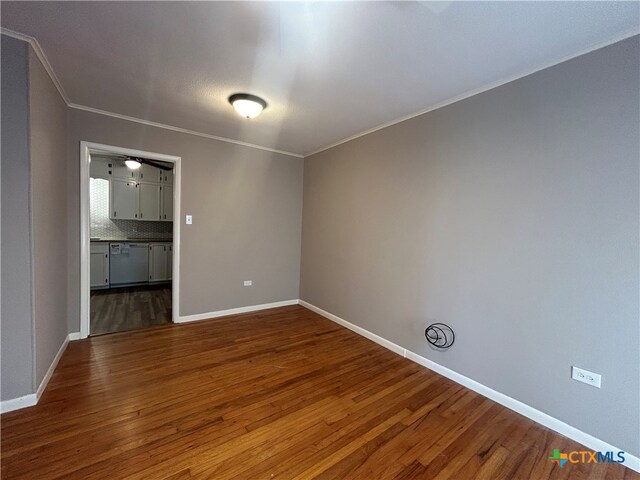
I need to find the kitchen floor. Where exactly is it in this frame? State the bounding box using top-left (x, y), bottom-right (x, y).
top-left (90, 285), bottom-right (172, 336)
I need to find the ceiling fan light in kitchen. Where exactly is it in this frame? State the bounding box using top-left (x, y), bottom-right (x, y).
top-left (124, 159), bottom-right (142, 169)
top-left (228, 93), bottom-right (267, 119)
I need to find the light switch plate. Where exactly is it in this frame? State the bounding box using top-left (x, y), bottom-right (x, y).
top-left (243, 280), bottom-right (252, 286)
top-left (186, 215), bottom-right (192, 225)
top-left (572, 366), bottom-right (601, 388)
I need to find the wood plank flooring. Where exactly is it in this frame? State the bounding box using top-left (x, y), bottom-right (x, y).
top-left (90, 285), bottom-right (172, 335)
top-left (1, 306), bottom-right (636, 479)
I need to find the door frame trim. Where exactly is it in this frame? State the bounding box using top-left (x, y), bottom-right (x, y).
top-left (80, 141), bottom-right (182, 338)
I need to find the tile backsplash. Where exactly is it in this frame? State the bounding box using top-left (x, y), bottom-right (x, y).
top-left (90, 178), bottom-right (172, 240)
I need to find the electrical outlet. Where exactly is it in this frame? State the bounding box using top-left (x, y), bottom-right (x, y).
top-left (243, 280), bottom-right (252, 286)
top-left (185, 215), bottom-right (193, 225)
top-left (572, 366), bottom-right (601, 388)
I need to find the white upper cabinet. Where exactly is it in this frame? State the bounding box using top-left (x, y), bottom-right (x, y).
top-left (102, 160), bottom-right (173, 222)
top-left (110, 179), bottom-right (139, 220)
top-left (161, 169), bottom-right (174, 186)
top-left (161, 185), bottom-right (174, 222)
top-left (139, 183), bottom-right (161, 221)
top-left (90, 158), bottom-right (112, 179)
top-left (139, 163), bottom-right (162, 184)
top-left (111, 160), bottom-right (138, 180)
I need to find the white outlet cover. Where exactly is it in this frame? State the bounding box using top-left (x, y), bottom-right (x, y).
top-left (572, 366), bottom-right (601, 388)
top-left (243, 280), bottom-right (252, 286)
top-left (186, 215), bottom-right (192, 224)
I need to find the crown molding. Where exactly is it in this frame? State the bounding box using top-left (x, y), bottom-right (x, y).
top-left (67, 103), bottom-right (304, 158)
top-left (0, 27), bottom-right (303, 159)
top-left (3, 25), bottom-right (638, 160)
top-left (1, 27), bottom-right (71, 104)
top-left (304, 28), bottom-right (640, 157)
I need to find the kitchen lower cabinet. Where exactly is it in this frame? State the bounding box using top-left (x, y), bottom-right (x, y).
top-left (90, 243), bottom-right (109, 289)
top-left (91, 242), bottom-right (172, 289)
top-left (149, 243), bottom-right (170, 283)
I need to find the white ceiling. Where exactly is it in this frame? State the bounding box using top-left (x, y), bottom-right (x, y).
top-left (2, 1), bottom-right (638, 156)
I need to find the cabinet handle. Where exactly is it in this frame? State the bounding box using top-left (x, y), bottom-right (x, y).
top-left (114, 211), bottom-right (117, 217)
top-left (140, 173), bottom-right (143, 179)
top-left (105, 254), bottom-right (107, 258)
top-left (135, 214), bottom-right (137, 218)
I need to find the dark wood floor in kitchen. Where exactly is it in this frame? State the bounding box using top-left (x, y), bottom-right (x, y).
top-left (1, 305), bottom-right (636, 479)
top-left (90, 285), bottom-right (172, 335)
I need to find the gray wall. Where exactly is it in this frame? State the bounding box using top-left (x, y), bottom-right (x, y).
top-left (29, 47), bottom-right (69, 386)
top-left (301, 36), bottom-right (640, 455)
top-left (1, 36), bottom-right (35, 400)
top-left (1, 35), bottom-right (72, 401)
top-left (67, 110), bottom-right (303, 331)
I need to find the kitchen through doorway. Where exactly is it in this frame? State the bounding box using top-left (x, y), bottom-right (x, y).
top-left (81, 142), bottom-right (181, 337)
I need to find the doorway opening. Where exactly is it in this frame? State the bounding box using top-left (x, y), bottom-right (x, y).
top-left (80, 142), bottom-right (181, 338)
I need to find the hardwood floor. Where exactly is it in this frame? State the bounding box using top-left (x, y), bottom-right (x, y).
top-left (1, 306), bottom-right (636, 479)
top-left (90, 285), bottom-right (172, 335)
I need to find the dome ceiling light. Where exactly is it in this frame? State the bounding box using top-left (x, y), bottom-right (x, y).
top-left (124, 158), bottom-right (142, 169)
top-left (228, 93), bottom-right (267, 119)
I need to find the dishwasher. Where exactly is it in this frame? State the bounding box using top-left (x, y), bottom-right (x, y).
top-left (109, 243), bottom-right (149, 287)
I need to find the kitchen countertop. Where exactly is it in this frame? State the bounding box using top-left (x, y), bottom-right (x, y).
top-left (90, 239), bottom-right (173, 243)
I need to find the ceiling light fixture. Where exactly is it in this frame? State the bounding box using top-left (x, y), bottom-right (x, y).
top-left (124, 159), bottom-right (142, 169)
top-left (228, 93), bottom-right (267, 119)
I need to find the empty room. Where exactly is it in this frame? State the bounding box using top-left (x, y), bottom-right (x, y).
top-left (1, 2), bottom-right (638, 479)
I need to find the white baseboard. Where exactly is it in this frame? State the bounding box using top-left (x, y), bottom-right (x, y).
top-left (0, 394), bottom-right (37, 413)
top-left (36, 332), bottom-right (75, 399)
top-left (403, 350), bottom-right (640, 472)
top-left (1, 331), bottom-right (79, 414)
top-left (299, 300), bottom-right (640, 473)
top-left (299, 300), bottom-right (405, 356)
top-left (176, 299), bottom-right (300, 324)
